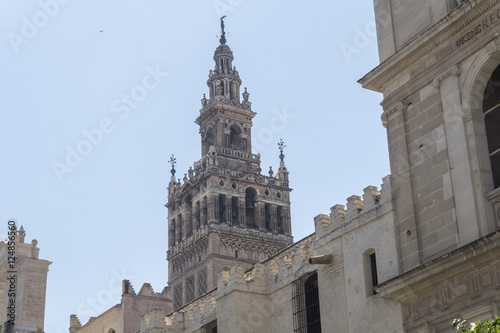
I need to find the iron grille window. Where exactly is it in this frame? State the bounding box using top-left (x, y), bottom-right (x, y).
top-left (292, 272), bottom-right (322, 333)
top-left (173, 284), bottom-right (182, 309)
top-left (186, 275), bottom-right (195, 303)
top-left (198, 269), bottom-right (208, 296)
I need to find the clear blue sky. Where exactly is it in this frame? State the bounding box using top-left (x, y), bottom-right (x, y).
top-left (0, 1), bottom-right (388, 332)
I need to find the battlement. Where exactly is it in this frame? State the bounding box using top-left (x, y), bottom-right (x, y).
top-left (71, 280), bottom-right (171, 333)
top-left (122, 279), bottom-right (170, 299)
top-left (314, 176), bottom-right (393, 239)
top-left (140, 288), bottom-right (218, 333)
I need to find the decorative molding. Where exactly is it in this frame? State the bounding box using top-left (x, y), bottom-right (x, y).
top-left (381, 101), bottom-right (408, 127)
top-left (373, 0), bottom-right (500, 91)
top-left (219, 235), bottom-right (282, 256)
top-left (400, 261), bottom-right (500, 324)
top-left (432, 65), bottom-right (461, 87)
top-left (486, 37), bottom-right (500, 55)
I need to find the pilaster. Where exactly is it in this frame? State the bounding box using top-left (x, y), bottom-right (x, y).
top-left (434, 65), bottom-right (479, 246)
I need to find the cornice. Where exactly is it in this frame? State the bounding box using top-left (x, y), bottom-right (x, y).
top-left (360, 0), bottom-right (500, 93)
top-left (432, 65), bottom-right (461, 87)
top-left (195, 103), bottom-right (256, 126)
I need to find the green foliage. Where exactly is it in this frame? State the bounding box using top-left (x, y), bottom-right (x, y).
top-left (453, 316), bottom-right (500, 333)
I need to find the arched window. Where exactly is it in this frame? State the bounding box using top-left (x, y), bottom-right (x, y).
top-left (203, 127), bottom-right (215, 155)
top-left (185, 195), bottom-right (193, 237)
top-left (219, 194), bottom-right (226, 223)
top-left (265, 203), bottom-right (271, 231)
top-left (483, 64), bottom-right (500, 189)
top-left (107, 329), bottom-right (116, 333)
top-left (229, 125), bottom-right (242, 150)
top-left (231, 197), bottom-right (239, 224)
top-left (177, 214), bottom-right (183, 242)
top-left (245, 188), bottom-right (257, 228)
top-left (292, 272), bottom-right (322, 332)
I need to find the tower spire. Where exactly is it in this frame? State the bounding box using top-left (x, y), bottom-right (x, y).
top-left (219, 15), bottom-right (227, 44)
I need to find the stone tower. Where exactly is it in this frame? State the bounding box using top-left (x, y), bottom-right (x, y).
top-left (166, 21), bottom-right (294, 310)
top-left (0, 225), bottom-right (51, 333)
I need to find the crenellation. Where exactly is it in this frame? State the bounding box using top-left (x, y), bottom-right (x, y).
top-left (330, 204), bottom-right (346, 225)
top-left (269, 261), bottom-right (279, 278)
top-left (380, 175), bottom-right (392, 204)
top-left (346, 195), bottom-right (363, 219)
top-left (138, 283), bottom-right (155, 297)
top-left (69, 315), bottom-right (82, 333)
top-left (140, 309), bottom-right (172, 333)
top-left (314, 214), bottom-right (330, 234)
top-left (362, 186), bottom-right (380, 211)
top-left (122, 280), bottom-right (136, 296)
top-left (284, 255), bottom-right (293, 267)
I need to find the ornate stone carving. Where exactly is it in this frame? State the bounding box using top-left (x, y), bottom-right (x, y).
top-left (381, 101), bottom-right (407, 127)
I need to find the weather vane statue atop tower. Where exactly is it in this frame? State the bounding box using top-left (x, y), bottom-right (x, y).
top-left (220, 15), bottom-right (227, 44)
top-left (169, 154), bottom-right (177, 181)
top-left (278, 139), bottom-right (286, 162)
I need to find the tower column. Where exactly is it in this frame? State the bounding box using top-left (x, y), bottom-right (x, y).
top-left (239, 198), bottom-right (245, 226)
top-left (271, 204), bottom-right (278, 233)
top-left (168, 217), bottom-right (175, 245)
top-left (209, 195), bottom-right (217, 223)
top-left (179, 214), bottom-right (184, 241)
top-left (283, 207), bottom-right (291, 236)
top-left (226, 197), bottom-right (232, 225)
top-left (175, 215), bottom-right (181, 242)
top-left (256, 202), bottom-right (265, 231)
top-left (201, 197), bottom-right (208, 225)
top-left (185, 205), bottom-right (193, 238)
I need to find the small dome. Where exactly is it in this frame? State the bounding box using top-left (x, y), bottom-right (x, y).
top-left (214, 43), bottom-right (233, 57)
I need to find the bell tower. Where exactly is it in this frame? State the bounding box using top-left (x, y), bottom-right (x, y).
top-left (166, 18), bottom-right (293, 310)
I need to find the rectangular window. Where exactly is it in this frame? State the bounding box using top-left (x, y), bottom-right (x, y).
top-left (292, 272), bottom-right (322, 333)
top-left (370, 253), bottom-right (379, 294)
